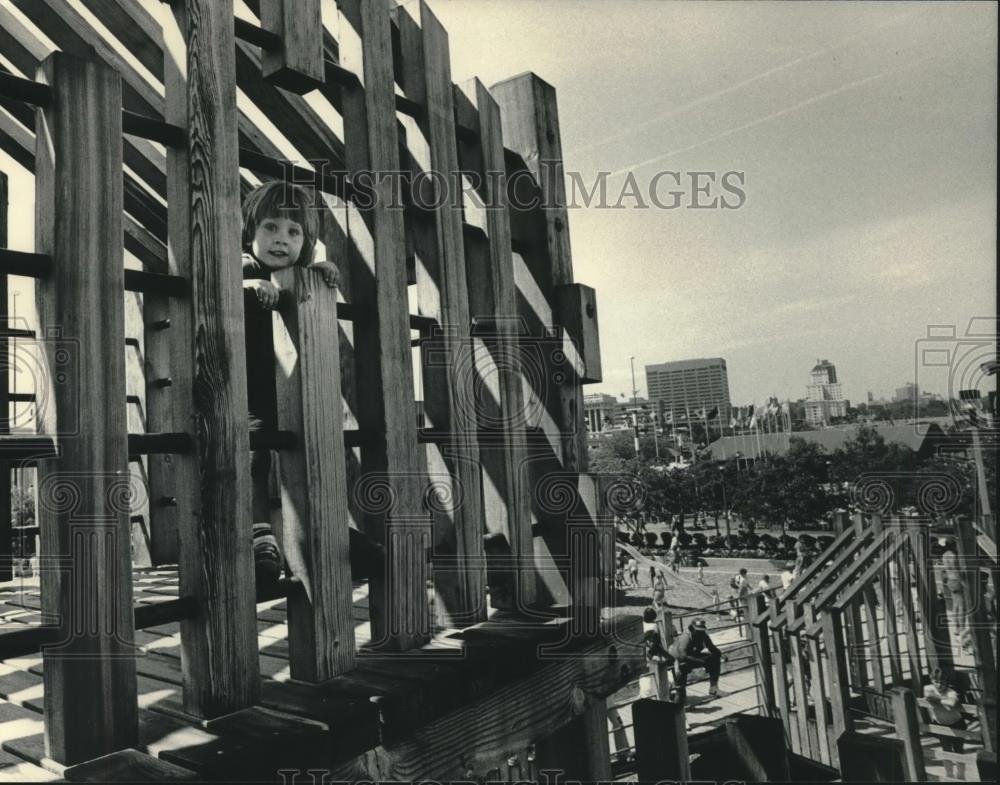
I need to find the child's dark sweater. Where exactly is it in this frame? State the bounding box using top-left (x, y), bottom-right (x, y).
top-left (242, 258), bottom-right (277, 429)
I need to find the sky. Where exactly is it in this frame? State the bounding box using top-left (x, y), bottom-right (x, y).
top-left (428, 0), bottom-right (997, 406)
top-left (1, 0), bottom-right (995, 410)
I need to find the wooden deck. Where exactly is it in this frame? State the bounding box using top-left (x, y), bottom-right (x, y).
top-left (0, 569), bottom-right (644, 781)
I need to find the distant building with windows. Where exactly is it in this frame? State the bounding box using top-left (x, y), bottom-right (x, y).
top-left (645, 358), bottom-right (731, 421)
top-left (584, 393), bottom-right (618, 433)
top-left (805, 359), bottom-right (849, 426)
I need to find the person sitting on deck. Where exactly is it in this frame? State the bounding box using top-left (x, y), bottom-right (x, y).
top-left (667, 618), bottom-right (727, 706)
top-left (923, 667), bottom-right (968, 779)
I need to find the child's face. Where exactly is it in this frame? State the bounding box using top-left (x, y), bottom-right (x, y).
top-left (251, 216), bottom-right (305, 269)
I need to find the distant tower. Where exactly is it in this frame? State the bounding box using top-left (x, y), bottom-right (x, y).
top-left (805, 359), bottom-right (849, 426)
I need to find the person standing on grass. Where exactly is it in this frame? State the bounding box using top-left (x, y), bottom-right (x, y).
top-left (627, 556), bottom-right (639, 588)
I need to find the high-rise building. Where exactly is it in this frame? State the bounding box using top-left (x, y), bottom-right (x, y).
top-left (645, 358), bottom-right (731, 420)
top-left (805, 359), bottom-right (849, 426)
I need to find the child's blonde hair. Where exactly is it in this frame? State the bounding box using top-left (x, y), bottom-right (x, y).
top-left (242, 181), bottom-right (319, 267)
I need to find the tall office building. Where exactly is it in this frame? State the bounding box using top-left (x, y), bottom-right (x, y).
top-left (645, 358), bottom-right (731, 420)
top-left (805, 359), bottom-right (849, 426)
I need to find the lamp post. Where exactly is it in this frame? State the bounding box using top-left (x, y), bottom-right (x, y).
top-left (719, 464), bottom-right (730, 541)
top-left (629, 356), bottom-right (640, 457)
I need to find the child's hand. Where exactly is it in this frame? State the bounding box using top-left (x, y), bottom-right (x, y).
top-left (309, 261), bottom-right (341, 289)
top-left (244, 279), bottom-right (281, 309)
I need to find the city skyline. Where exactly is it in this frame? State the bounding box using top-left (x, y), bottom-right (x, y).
top-left (431, 0), bottom-right (996, 408)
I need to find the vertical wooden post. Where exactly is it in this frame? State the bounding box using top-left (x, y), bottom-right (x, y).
top-left (395, 0), bottom-right (486, 628)
top-left (258, 0), bottom-right (324, 93)
top-left (955, 514), bottom-right (998, 751)
top-left (909, 525), bottom-right (953, 674)
top-left (491, 73), bottom-right (599, 632)
top-left (750, 594), bottom-right (777, 716)
top-left (896, 543), bottom-right (923, 688)
top-left (861, 585), bottom-right (886, 691)
top-left (34, 50), bottom-right (138, 764)
top-left (0, 170), bottom-right (10, 583)
top-left (788, 628), bottom-right (814, 759)
top-left (890, 687), bottom-right (927, 781)
top-left (272, 267), bottom-right (356, 680)
top-left (161, 0), bottom-right (260, 716)
top-left (633, 698), bottom-right (690, 782)
top-left (338, 0), bottom-right (428, 650)
top-left (823, 606), bottom-right (852, 749)
top-left (804, 602), bottom-right (832, 766)
top-left (769, 596), bottom-right (796, 751)
top-left (455, 76), bottom-right (535, 612)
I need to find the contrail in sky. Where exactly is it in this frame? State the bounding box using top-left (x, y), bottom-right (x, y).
top-left (568, 11), bottom-right (917, 159)
top-left (607, 54), bottom-right (933, 180)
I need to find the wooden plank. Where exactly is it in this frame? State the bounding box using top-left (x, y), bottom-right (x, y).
top-left (0, 170), bottom-right (10, 583)
top-left (804, 602), bottom-right (832, 766)
top-left (837, 730), bottom-right (907, 782)
top-left (890, 687), bottom-right (927, 781)
top-left (271, 266), bottom-right (355, 680)
top-left (491, 73), bottom-right (600, 630)
top-left (846, 598), bottom-right (867, 689)
top-left (822, 606), bottom-right (852, 745)
top-left (395, 0), bottom-right (487, 628)
top-left (336, 0), bottom-right (428, 650)
top-left (788, 629), bottom-right (814, 761)
top-left (33, 49), bottom-right (138, 765)
top-left (909, 526), bottom-right (953, 674)
top-left (768, 596), bottom-right (797, 752)
top-left (861, 585), bottom-right (886, 691)
top-left (62, 749), bottom-right (198, 782)
top-left (955, 514), bottom-right (998, 751)
top-left (455, 77), bottom-right (535, 610)
top-left (534, 700), bottom-right (612, 781)
top-left (897, 545), bottom-right (923, 687)
top-left (259, 0), bottom-right (324, 93)
top-left (724, 715), bottom-right (791, 782)
top-left (161, 0), bottom-right (260, 717)
top-left (748, 594), bottom-right (776, 716)
top-left (631, 699), bottom-right (690, 783)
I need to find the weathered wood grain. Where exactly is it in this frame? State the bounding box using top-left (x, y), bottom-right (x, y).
top-left (491, 73), bottom-right (600, 631)
top-left (455, 77), bottom-right (535, 611)
top-left (259, 0), bottom-right (324, 93)
top-left (0, 171), bottom-right (10, 583)
top-left (272, 266), bottom-right (355, 680)
top-left (337, 0), bottom-right (428, 650)
top-left (33, 50), bottom-right (138, 764)
top-left (161, 0), bottom-right (260, 717)
top-left (394, 0), bottom-right (486, 628)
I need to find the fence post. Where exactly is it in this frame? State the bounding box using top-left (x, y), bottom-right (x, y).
top-left (272, 267), bottom-right (356, 680)
top-left (34, 50), bottom-right (138, 764)
top-left (890, 686), bottom-right (926, 781)
top-left (161, 0), bottom-right (260, 716)
top-left (633, 698), bottom-right (690, 781)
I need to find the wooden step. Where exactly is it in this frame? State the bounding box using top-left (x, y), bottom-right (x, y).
top-left (62, 749), bottom-right (198, 782)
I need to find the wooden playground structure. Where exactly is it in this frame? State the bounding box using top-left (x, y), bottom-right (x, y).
top-left (0, 0), bottom-right (648, 780)
top-left (749, 509), bottom-right (997, 781)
